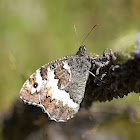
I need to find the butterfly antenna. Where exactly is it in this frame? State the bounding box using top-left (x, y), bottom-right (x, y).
top-left (73, 22), bottom-right (80, 47)
top-left (81, 24), bottom-right (99, 46)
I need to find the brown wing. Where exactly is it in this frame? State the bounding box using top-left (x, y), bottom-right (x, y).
top-left (20, 54), bottom-right (91, 122)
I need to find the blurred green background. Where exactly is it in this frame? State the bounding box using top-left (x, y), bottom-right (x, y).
top-left (1, 0), bottom-right (140, 139)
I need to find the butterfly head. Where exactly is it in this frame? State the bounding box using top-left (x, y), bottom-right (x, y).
top-left (76, 45), bottom-right (87, 56)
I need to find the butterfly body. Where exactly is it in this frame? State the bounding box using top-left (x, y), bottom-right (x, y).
top-left (20, 46), bottom-right (91, 122)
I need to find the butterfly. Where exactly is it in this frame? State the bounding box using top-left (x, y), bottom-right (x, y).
top-left (20, 45), bottom-right (92, 122)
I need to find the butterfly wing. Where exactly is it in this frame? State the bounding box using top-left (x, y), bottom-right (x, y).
top-left (20, 55), bottom-right (91, 122)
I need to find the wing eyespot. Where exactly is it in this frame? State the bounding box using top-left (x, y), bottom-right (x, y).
top-left (33, 82), bottom-right (38, 88)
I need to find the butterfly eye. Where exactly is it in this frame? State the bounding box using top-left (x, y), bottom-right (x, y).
top-left (33, 82), bottom-right (38, 88)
